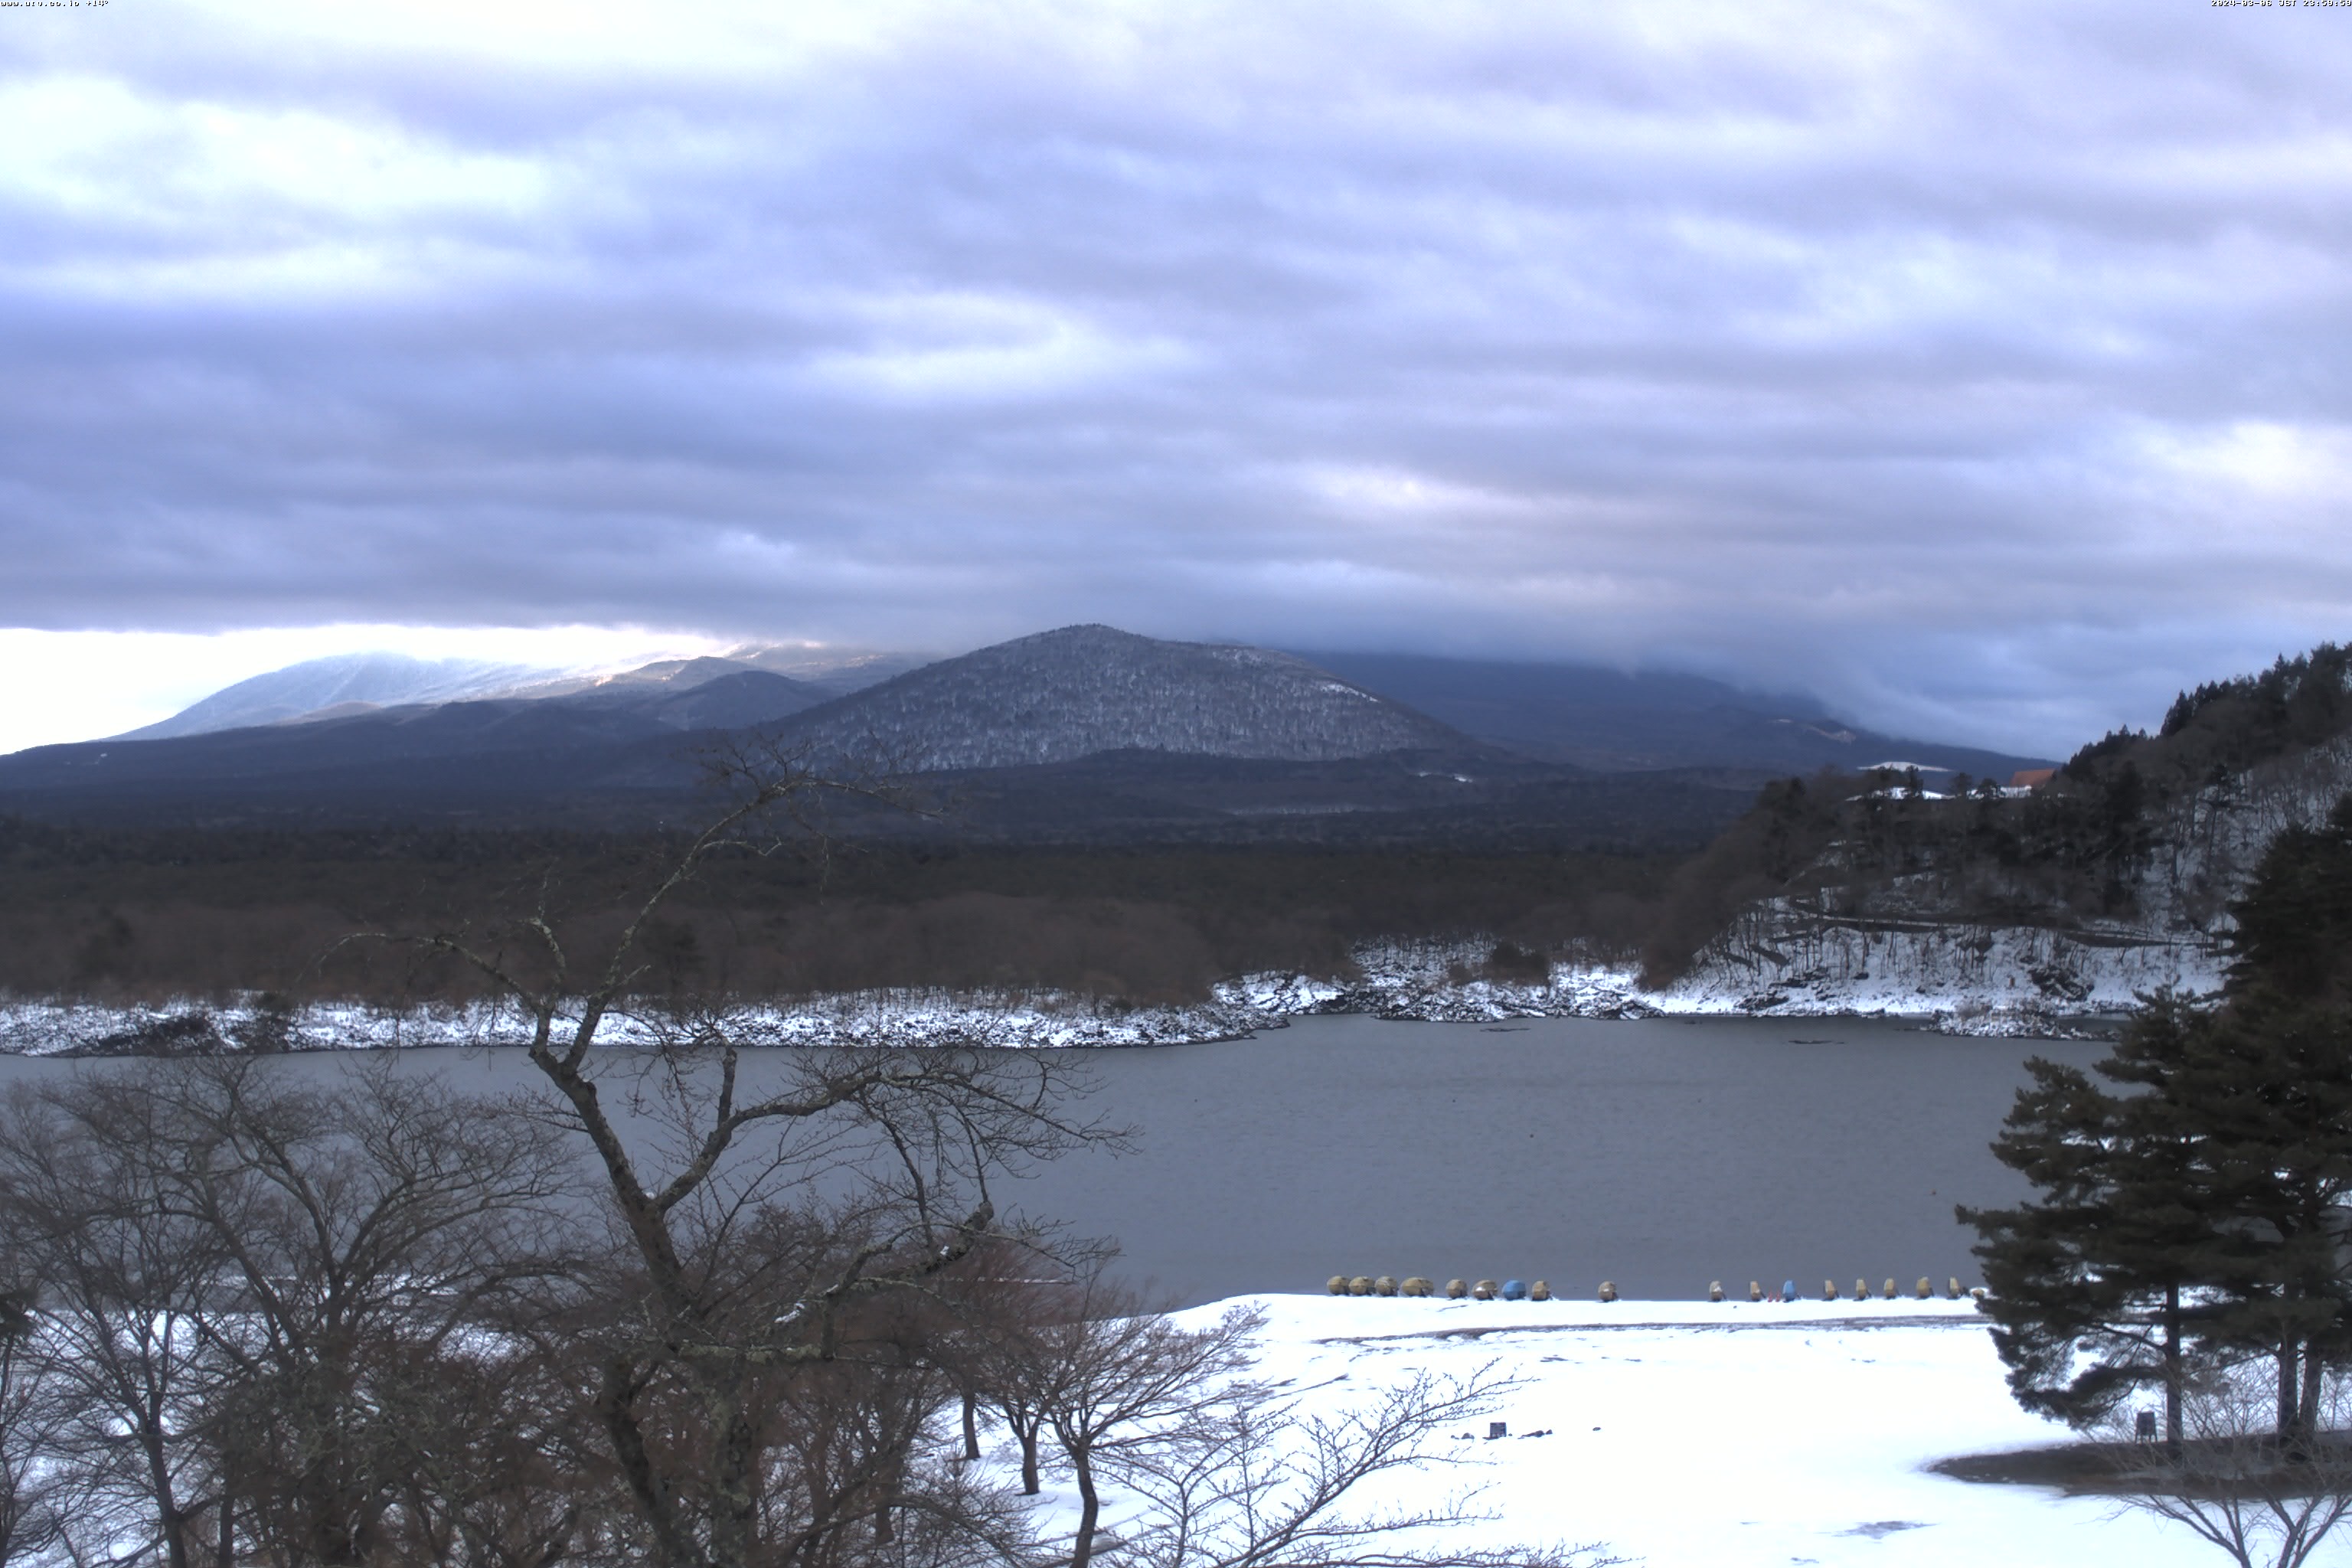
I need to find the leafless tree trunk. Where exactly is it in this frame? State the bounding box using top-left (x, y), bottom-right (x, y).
top-left (0, 1059), bottom-right (588, 1568)
top-left (0, 1079), bottom-right (230, 1568)
top-left (992, 1271), bottom-right (1258, 1568)
top-left (149, 1057), bottom-right (578, 1568)
top-left (0, 1288), bottom-right (72, 1566)
top-left (364, 740), bottom-right (1120, 1568)
top-left (2102, 1367), bottom-right (2352, 1568)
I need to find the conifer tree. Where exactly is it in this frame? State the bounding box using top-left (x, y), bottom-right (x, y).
top-left (1961, 1026), bottom-right (2210, 1449)
top-left (2170, 795), bottom-right (2352, 1439)
top-left (1965, 792), bottom-right (2352, 1443)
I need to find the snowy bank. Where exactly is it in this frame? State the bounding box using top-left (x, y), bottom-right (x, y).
top-left (0, 942), bottom-right (2127, 1055)
top-left (0, 987), bottom-right (1288, 1057)
top-left (1001, 1292), bottom-right (2234, 1568)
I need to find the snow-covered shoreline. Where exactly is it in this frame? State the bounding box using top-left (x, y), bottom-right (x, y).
top-left (0, 933), bottom-right (2161, 1056)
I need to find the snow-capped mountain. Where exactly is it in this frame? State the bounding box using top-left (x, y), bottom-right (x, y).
top-left (116, 653), bottom-right (557, 740)
top-left (0, 628), bottom-right (1493, 825)
top-left (0, 625), bottom-right (2030, 851)
top-left (772, 626), bottom-right (1473, 771)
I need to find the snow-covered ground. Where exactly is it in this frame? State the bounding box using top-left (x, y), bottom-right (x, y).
top-left (1014, 1293), bottom-right (2220, 1568)
top-left (0, 943), bottom-right (2128, 1055)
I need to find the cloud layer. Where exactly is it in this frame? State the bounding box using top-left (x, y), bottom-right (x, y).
top-left (4, 0), bottom-right (2350, 753)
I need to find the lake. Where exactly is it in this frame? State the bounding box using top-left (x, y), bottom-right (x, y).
top-left (0, 1012), bottom-right (2106, 1307)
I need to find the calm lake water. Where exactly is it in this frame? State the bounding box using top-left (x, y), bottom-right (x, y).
top-left (0, 1013), bottom-right (2107, 1307)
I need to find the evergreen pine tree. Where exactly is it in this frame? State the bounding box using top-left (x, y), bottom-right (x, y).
top-left (2173, 795), bottom-right (2352, 1439)
top-left (1965, 791), bottom-right (2352, 1444)
top-left (1962, 1026), bottom-right (2212, 1449)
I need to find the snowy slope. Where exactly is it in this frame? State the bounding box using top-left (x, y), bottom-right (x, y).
top-left (1007, 1294), bottom-right (2230, 1568)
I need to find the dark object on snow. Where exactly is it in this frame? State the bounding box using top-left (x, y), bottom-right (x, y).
top-left (1402, 1276), bottom-right (1432, 1297)
top-left (1348, 1276), bottom-right (1373, 1296)
top-left (1599, 1280), bottom-right (1618, 1302)
top-left (1916, 1276), bottom-right (1934, 1299)
top-left (1488, 1421), bottom-right (1508, 1439)
top-left (1501, 1279), bottom-right (1527, 1301)
top-left (1374, 1275), bottom-right (1398, 1296)
top-left (1328, 1276), bottom-right (1348, 1295)
top-left (1472, 1279), bottom-right (1498, 1301)
top-left (2135, 1410), bottom-right (2158, 1443)
top-left (1530, 1279), bottom-right (1552, 1301)
top-left (1446, 1278), bottom-right (1468, 1298)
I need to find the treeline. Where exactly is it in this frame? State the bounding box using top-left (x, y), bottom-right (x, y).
top-left (1634, 763), bottom-right (2213, 983)
top-left (35, 642), bottom-right (2344, 1008)
top-left (0, 819), bottom-right (1684, 1008)
top-left (1632, 643), bottom-right (2352, 982)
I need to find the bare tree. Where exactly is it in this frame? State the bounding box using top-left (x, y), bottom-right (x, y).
top-left (152, 1057), bottom-right (581, 1568)
top-left (1100, 1367), bottom-right (1620, 1568)
top-left (0, 1076), bottom-right (234, 1568)
top-left (0, 1288), bottom-right (71, 1566)
top-left (386, 1324), bottom-right (629, 1568)
top-left (0, 1060), bottom-right (590, 1568)
top-left (367, 742), bottom-right (1119, 1568)
top-left (957, 1244), bottom-right (1116, 1500)
top-left (977, 1269), bottom-right (1257, 1568)
top-left (2101, 1367), bottom-right (2352, 1568)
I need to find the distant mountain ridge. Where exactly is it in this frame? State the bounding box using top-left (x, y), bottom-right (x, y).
top-left (770, 626), bottom-right (1472, 771)
top-left (116, 646), bottom-right (928, 743)
top-left (2, 625), bottom-right (2048, 842)
top-left (89, 631), bottom-right (2046, 781)
top-left (116, 653), bottom-right (554, 740)
top-left (1292, 650), bottom-right (2047, 779)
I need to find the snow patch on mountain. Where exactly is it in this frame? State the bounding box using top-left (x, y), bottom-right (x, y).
top-left (115, 653), bottom-right (558, 740)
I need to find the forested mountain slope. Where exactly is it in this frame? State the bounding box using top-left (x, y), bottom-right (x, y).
top-left (1648, 645), bottom-right (2352, 1021)
top-left (1296, 649), bottom-right (2048, 778)
top-left (771, 625), bottom-right (1474, 771)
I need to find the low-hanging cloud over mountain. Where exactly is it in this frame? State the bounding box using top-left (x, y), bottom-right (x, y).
top-left (2, 0), bottom-right (2348, 756)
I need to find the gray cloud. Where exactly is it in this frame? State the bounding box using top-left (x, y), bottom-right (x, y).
top-left (2, 0), bottom-right (2349, 753)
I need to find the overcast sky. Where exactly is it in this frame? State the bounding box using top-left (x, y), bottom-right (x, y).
top-left (3, 0), bottom-right (2349, 755)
